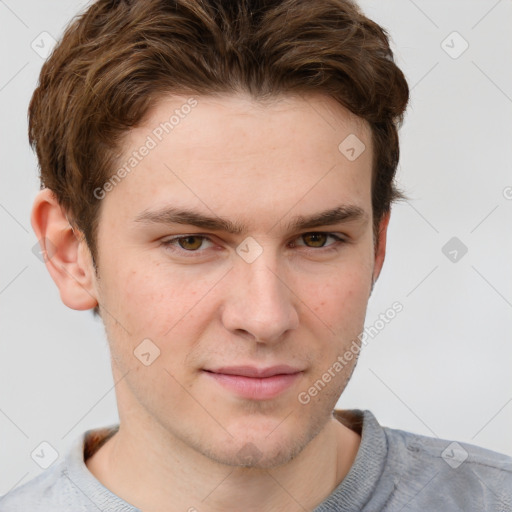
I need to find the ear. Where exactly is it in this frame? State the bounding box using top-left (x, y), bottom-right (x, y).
top-left (31, 189), bottom-right (99, 310)
top-left (372, 211), bottom-right (390, 284)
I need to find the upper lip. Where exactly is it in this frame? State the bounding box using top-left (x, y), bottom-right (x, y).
top-left (205, 365), bottom-right (303, 378)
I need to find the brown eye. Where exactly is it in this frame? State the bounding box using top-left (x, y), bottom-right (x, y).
top-left (302, 233), bottom-right (328, 247)
top-left (292, 232), bottom-right (345, 251)
top-left (161, 235), bottom-right (215, 255)
top-left (177, 236), bottom-right (204, 250)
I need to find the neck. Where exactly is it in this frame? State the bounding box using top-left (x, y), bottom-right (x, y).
top-left (86, 413), bottom-right (360, 512)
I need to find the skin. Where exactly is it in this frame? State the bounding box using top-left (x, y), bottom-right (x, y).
top-left (32, 93), bottom-right (389, 512)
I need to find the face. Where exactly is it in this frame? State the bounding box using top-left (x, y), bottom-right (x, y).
top-left (90, 93), bottom-right (383, 468)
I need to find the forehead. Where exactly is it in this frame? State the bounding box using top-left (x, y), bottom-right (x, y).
top-left (137, 92), bottom-right (371, 162)
top-left (102, 92), bottom-right (373, 231)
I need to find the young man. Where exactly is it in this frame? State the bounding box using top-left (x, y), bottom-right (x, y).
top-left (1, 0), bottom-right (511, 511)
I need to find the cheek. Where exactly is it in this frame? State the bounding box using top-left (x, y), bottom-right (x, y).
top-left (99, 265), bottom-right (207, 377)
top-left (298, 269), bottom-right (371, 403)
top-left (308, 265), bottom-right (372, 333)
top-left (101, 261), bottom-right (225, 349)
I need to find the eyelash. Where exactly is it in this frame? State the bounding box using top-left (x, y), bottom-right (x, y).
top-left (160, 232), bottom-right (346, 257)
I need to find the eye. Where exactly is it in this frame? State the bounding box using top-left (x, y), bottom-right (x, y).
top-left (160, 231), bottom-right (345, 258)
top-left (161, 235), bottom-right (213, 252)
top-left (292, 232), bottom-right (345, 249)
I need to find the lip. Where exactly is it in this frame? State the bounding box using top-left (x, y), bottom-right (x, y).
top-left (208, 365), bottom-right (302, 378)
top-left (203, 365), bottom-right (303, 400)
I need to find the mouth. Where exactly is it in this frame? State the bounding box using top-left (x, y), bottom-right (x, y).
top-left (203, 365), bottom-right (304, 400)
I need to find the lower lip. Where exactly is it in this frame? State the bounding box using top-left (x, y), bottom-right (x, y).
top-left (204, 371), bottom-right (302, 400)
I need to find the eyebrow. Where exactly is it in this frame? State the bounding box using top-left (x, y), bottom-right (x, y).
top-left (134, 205), bottom-right (367, 234)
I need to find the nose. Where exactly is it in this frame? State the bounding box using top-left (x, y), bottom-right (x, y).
top-left (220, 255), bottom-right (300, 344)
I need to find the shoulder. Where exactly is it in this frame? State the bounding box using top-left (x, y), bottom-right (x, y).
top-left (385, 423), bottom-right (512, 474)
top-left (0, 425), bottom-right (121, 512)
top-left (0, 460), bottom-right (76, 511)
top-left (382, 422), bottom-right (512, 510)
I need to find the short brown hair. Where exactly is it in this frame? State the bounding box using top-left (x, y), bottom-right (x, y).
top-left (29, 0), bottom-right (409, 263)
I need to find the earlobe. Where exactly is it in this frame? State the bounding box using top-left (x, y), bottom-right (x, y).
top-left (31, 189), bottom-right (99, 311)
top-left (372, 211), bottom-right (390, 284)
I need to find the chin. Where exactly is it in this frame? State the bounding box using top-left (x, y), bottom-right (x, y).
top-left (196, 416), bottom-right (324, 470)
top-left (202, 438), bottom-right (304, 469)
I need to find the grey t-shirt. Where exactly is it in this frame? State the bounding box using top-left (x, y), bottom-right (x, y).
top-left (1, 409), bottom-right (511, 511)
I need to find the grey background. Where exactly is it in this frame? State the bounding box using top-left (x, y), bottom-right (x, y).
top-left (1, 0), bottom-right (511, 495)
